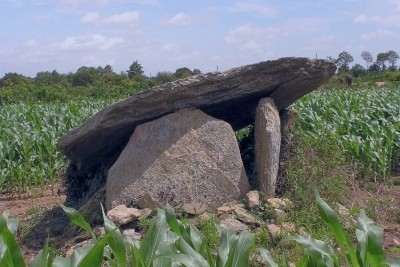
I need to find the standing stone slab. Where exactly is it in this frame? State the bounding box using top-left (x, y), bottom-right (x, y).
top-left (255, 98), bottom-right (281, 197)
top-left (60, 58), bottom-right (336, 176)
top-left (106, 109), bottom-right (250, 210)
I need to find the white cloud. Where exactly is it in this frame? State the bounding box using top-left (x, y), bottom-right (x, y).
top-left (361, 29), bottom-right (400, 41)
top-left (227, 0), bottom-right (277, 17)
top-left (81, 11), bottom-right (140, 25)
top-left (164, 12), bottom-right (192, 26)
top-left (25, 39), bottom-right (39, 47)
top-left (48, 33), bottom-right (124, 50)
top-left (224, 25), bottom-right (279, 49)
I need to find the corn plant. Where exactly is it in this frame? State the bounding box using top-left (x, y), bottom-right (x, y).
top-left (294, 86), bottom-right (400, 180)
top-left (260, 188), bottom-right (400, 267)
top-left (0, 99), bottom-right (114, 195)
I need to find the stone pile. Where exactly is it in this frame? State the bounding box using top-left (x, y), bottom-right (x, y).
top-left (59, 57), bottom-right (336, 211)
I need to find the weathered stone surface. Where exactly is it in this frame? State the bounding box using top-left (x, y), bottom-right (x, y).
top-left (220, 218), bottom-right (249, 232)
top-left (267, 198), bottom-right (293, 211)
top-left (246, 190), bottom-right (260, 209)
top-left (182, 202), bottom-right (209, 215)
top-left (106, 109), bottom-right (250, 209)
top-left (60, 58), bottom-right (335, 175)
top-left (234, 207), bottom-right (257, 224)
top-left (139, 208), bottom-right (153, 220)
top-left (122, 229), bottom-right (142, 241)
top-left (266, 224), bottom-right (281, 237)
top-left (106, 205), bottom-right (141, 225)
top-left (255, 98), bottom-right (281, 197)
top-left (136, 193), bottom-right (160, 210)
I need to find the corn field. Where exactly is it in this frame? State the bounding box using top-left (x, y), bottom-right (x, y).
top-left (294, 86), bottom-right (400, 180)
top-left (1, 86), bottom-right (399, 195)
top-left (0, 99), bottom-right (114, 196)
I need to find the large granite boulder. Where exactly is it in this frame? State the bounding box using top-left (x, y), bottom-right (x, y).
top-left (254, 98), bottom-right (281, 197)
top-left (60, 57), bottom-right (336, 176)
top-left (106, 109), bottom-right (250, 209)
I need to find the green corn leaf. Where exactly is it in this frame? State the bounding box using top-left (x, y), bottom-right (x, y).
top-left (225, 231), bottom-right (254, 267)
top-left (314, 188), bottom-right (359, 267)
top-left (0, 214), bottom-right (26, 267)
top-left (199, 241), bottom-right (216, 267)
top-left (355, 210), bottom-right (386, 266)
top-left (179, 236), bottom-right (210, 267)
top-left (52, 256), bottom-right (71, 267)
top-left (280, 235), bottom-right (337, 267)
top-left (165, 204), bottom-right (181, 234)
top-left (100, 204), bottom-right (126, 266)
top-left (70, 230), bottom-right (111, 267)
top-left (131, 246), bottom-right (147, 267)
top-left (60, 204), bottom-right (96, 241)
top-left (216, 227), bottom-right (237, 267)
top-left (384, 258), bottom-right (400, 267)
top-left (258, 248), bottom-right (278, 267)
top-left (189, 225), bottom-right (203, 251)
top-left (157, 253), bottom-right (210, 267)
top-left (139, 209), bottom-right (169, 266)
top-left (153, 231), bottom-right (180, 267)
top-left (29, 239), bottom-right (50, 267)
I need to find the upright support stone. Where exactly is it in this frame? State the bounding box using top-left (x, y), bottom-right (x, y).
top-left (277, 108), bottom-right (299, 194)
top-left (255, 98), bottom-right (281, 197)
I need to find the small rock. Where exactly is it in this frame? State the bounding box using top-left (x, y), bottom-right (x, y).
top-left (182, 202), bottom-right (208, 215)
top-left (122, 229), bottom-right (142, 241)
top-left (107, 205), bottom-right (141, 225)
top-left (219, 213), bottom-right (234, 220)
top-left (139, 208), bottom-right (153, 220)
top-left (246, 191), bottom-right (260, 209)
top-left (217, 205), bottom-right (235, 214)
top-left (267, 224), bottom-right (281, 237)
top-left (267, 198), bottom-right (293, 210)
top-left (234, 208), bottom-right (257, 224)
top-left (136, 193), bottom-right (160, 210)
top-left (220, 218), bottom-right (249, 232)
top-left (272, 208), bottom-right (287, 220)
top-left (282, 222), bottom-right (296, 233)
top-left (336, 203), bottom-right (349, 216)
top-left (92, 226), bottom-right (105, 237)
top-left (65, 240), bottom-right (92, 258)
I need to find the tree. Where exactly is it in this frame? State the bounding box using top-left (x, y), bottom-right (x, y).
top-left (387, 50), bottom-right (399, 71)
top-left (335, 51), bottom-right (354, 73)
top-left (174, 67), bottom-right (193, 79)
top-left (0, 72), bottom-right (33, 88)
top-left (154, 71), bottom-right (174, 84)
top-left (368, 62), bottom-right (381, 72)
top-left (376, 52), bottom-right (389, 71)
top-left (361, 51), bottom-right (373, 68)
top-left (193, 69), bottom-right (201, 75)
top-left (72, 66), bottom-right (97, 87)
top-left (128, 60), bottom-right (144, 78)
top-left (350, 64), bottom-right (366, 77)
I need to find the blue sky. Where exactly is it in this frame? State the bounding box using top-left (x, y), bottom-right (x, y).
top-left (1, 0), bottom-right (399, 77)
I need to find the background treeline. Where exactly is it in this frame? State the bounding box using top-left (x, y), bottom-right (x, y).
top-left (1, 49), bottom-right (399, 104)
top-left (0, 61), bottom-right (201, 104)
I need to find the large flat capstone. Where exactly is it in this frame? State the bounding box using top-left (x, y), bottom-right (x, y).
top-left (106, 109), bottom-right (250, 209)
top-left (60, 57), bottom-right (335, 175)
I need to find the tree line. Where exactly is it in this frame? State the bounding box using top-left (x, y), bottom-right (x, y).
top-left (0, 60), bottom-right (201, 89)
top-left (328, 50), bottom-right (399, 77)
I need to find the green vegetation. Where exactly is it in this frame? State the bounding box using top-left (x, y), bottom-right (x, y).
top-left (0, 100), bottom-right (113, 195)
top-left (293, 86), bottom-right (400, 180)
top-left (1, 190), bottom-right (399, 266)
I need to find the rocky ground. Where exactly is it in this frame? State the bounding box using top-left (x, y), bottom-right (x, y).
top-left (1, 178), bottom-right (400, 263)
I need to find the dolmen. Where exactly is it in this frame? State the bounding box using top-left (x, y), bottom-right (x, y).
top-left (59, 57), bottom-right (336, 210)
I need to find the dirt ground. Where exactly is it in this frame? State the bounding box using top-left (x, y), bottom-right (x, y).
top-left (1, 178), bottom-right (400, 262)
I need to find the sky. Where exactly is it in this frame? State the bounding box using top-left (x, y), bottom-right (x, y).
top-left (1, 0), bottom-right (399, 77)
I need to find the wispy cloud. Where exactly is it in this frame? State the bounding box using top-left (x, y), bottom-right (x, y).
top-left (227, 0), bottom-right (277, 17)
top-left (361, 29), bottom-right (400, 41)
top-left (81, 11), bottom-right (140, 25)
top-left (164, 12), bottom-right (192, 26)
